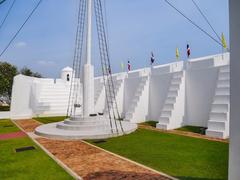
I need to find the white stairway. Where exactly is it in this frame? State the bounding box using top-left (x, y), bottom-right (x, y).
top-left (34, 82), bottom-right (73, 116)
top-left (157, 71), bottom-right (185, 130)
top-left (103, 79), bottom-right (124, 115)
top-left (94, 79), bottom-right (104, 105)
top-left (206, 65), bottom-right (230, 139)
top-left (125, 76), bottom-right (149, 123)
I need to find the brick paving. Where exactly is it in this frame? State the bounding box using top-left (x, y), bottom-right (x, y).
top-left (16, 119), bottom-right (173, 180)
top-left (14, 119), bottom-right (42, 132)
top-left (37, 138), bottom-right (170, 180)
top-left (0, 131), bottom-right (27, 140)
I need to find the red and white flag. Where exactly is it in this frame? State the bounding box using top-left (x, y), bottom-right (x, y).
top-left (187, 44), bottom-right (191, 58)
top-left (127, 61), bottom-right (131, 71)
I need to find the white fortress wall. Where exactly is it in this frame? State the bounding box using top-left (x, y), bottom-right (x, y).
top-left (10, 53), bottom-right (230, 138)
top-left (124, 68), bottom-right (150, 123)
top-left (10, 75), bottom-right (35, 119)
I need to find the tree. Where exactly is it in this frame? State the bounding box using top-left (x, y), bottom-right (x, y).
top-left (20, 67), bottom-right (42, 78)
top-left (0, 62), bottom-right (18, 101)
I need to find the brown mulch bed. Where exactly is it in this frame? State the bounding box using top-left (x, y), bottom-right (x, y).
top-left (14, 119), bottom-right (42, 132)
top-left (37, 138), bottom-right (171, 180)
top-left (138, 124), bottom-right (228, 143)
top-left (0, 131), bottom-right (27, 140)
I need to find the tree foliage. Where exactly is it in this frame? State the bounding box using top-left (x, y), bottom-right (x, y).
top-left (0, 62), bottom-right (17, 100)
top-left (20, 67), bottom-right (42, 78)
top-left (0, 62), bottom-right (42, 101)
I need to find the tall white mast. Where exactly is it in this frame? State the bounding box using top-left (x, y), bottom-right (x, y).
top-left (83, 0), bottom-right (94, 117)
top-left (86, 0), bottom-right (92, 65)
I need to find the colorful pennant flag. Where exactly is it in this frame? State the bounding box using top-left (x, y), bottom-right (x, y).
top-left (176, 47), bottom-right (179, 60)
top-left (221, 33), bottom-right (227, 49)
top-left (187, 44), bottom-right (191, 58)
top-left (150, 52), bottom-right (155, 65)
top-left (120, 62), bottom-right (125, 72)
top-left (127, 61), bottom-right (131, 71)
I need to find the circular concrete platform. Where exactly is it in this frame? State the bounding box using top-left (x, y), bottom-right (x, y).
top-left (35, 116), bottom-right (137, 140)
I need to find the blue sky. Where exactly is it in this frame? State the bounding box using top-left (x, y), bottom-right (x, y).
top-left (0, 0), bottom-right (229, 77)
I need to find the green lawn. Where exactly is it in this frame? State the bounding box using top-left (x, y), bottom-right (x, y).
top-left (0, 119), bottom-right (19, 134)
top-left (0, 137), bottom-right (73, 180)
top-left (89, 128), bottom-right (228, 180)
top-left (176, 126), bottom-right (206, 135)
top-left (34, 116), bottom-right (66, 124)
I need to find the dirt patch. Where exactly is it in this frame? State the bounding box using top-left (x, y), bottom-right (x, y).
top-left (14, 119), bottom-right (42, 132)
top-left (37, 138), bottom-right (171, 180)
top-left (139, 124), bottom-right (228, 143)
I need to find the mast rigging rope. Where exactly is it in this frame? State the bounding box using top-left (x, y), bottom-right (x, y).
top-left (0, 0), bottom-right (43, 58)
top-left (164, 0), bottom-right (223, 47)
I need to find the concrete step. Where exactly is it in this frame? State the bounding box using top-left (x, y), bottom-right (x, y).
top-left (218, 72), bottom-right (230, 80)
top-left (64, 118), bottom-right (105, 126)
top-left (206, 129), bottom-right (225, 139)
top-left (167, 90), bottom-right (178, 97)
top-left (215, 89), bottom-right (230, 96)
top-left (211, 104), bottom-right (228, 113)
top-left (159, 117), bottom-right (170, 124)
top-left (169, 84), bottom-right (180, 91)
top-left (208, 120), bottom-right (226, 131)
top-left (213, 95), bottom-right (229, 104)
top-left (217, 80), bottom-right (229, 88)
top-left (165, 97), bottom-right (176, 104)
top-left (35, 109), bottom-right (68, 114)
top-left (56, 122), bottom-right (108, 131)
top-left (171, 78), bottom-right (181, 85)
top-left (219, 66), bottom-right (230, 73)
top-left (163, 103), bottom-right (174, 111)
top-left (156, 123), bottom-right (168, 130)
top-left (209, 112), bottom-right (227, 121)
top-left (40, 92), bottom-right (70, 96)
top-left (161, 110), bottom-right (172, 117)
top-left (173, 71), bottom-right (183, 78)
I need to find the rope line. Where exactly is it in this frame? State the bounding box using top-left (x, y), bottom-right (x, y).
top-left (165, 0), bottom-right (223, 47)
top-left (191, 0), bottom-right (221, 42)
top-left (0, 0), bottom-right (16, 30)
top-left (0, 0), bottom-right (43, 58)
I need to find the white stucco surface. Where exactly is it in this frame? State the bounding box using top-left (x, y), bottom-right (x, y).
top-left (10, 53), bottom-right (230, 139)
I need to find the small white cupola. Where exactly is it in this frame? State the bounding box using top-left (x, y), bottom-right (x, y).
top-left (61, 66), bottom-right (73, 82)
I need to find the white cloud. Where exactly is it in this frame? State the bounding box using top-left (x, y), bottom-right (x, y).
top-left (15, 41), bottom-right (27, 48)
top-left (37, 60), bottom-right (56, 66)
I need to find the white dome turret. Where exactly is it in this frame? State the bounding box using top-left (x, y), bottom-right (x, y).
top-left (61, 66), bottom-right (73, 82)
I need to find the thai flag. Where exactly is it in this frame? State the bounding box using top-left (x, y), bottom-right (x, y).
top-left (127, 61), bottom-right (131, 71)
top-left (187, 44), bottom-right (191, 58)
top-left (151, 52), bottom-right (155, 65)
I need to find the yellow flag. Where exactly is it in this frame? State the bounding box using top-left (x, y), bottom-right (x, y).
top-left (120, 62), bottom-right (124, 72)
top-left (176, 47), bottom-right (179, 60)
top-left (221, 33), bottom-right (227, 49)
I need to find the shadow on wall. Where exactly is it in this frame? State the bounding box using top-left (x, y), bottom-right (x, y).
top-left (30, 88), bottom-right (51, 117)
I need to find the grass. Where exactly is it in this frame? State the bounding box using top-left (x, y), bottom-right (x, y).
top-left (140, 120), bottom-right (158, 127)
top-left (89, 128), bottom-right (228, 180)
top-left (176, 126), bottom-right (206, 134)
top-left (0, 106), bottom-right (10, 111)
top-left (0, 137), bottom-right (73, 179)
top-left (34, 116), bottom-right (66, 124)
top-left (0, 119), bottom-right (19, 134)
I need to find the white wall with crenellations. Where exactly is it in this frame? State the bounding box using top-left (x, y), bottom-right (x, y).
top-left (10, 53), bottom-right (230, 139)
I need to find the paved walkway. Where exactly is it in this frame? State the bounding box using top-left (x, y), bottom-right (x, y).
top-left (15, 119), bottom-right (173, 180)
top-left (0, 131), bottom-right (27, 140)
top-left (138, 124), bottom-right (229, 143)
